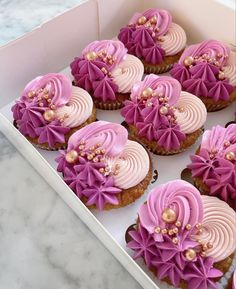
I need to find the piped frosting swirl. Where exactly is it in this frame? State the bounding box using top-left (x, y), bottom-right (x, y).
top-left (121, 74), bottom-right (207, 150)
top-left (56, 121), bottom-right (150, 210)
top-left (192, 195), bottom-right (236, 262)
top-left (70, 40), bottom-right (144, 101)
top-left (171, 40), bottom-right (235, 101)
top-left (188, 124), bottom-right (236, 208)
top-left (118, 8), bottom-right (187, 64)
top-left (12, 73), bottom-right (94, 148)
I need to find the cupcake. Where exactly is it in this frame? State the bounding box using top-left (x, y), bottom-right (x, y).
top-left (121, 74), bottom-right (207, 155)
top-left (118, 8), bottom-right (187, 74)
top-left (126, 180), bottom-right (236, 289)
top-left (11, 73), bottom-right (96, 150)
top-left (70, 40), bottom-right (144, 110)
top-left (56, 121), bottom-right (152, 210)
top-left (188, 124), bottom-right (236, 210)
top-left (171, 40), bottom-right (236, 111)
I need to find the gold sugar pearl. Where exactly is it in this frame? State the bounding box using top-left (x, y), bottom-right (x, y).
top-left (225, 151), bottom-right (235, 161)
top-left (196, 223), bottom-right (202, 230)
top-left (87, 154), bottom-right (93, 160)
top-left (159, 106), bottom-right (168, 115)
top-left (161, 228), bottom-right (168, 234)
top-left (185, 224), bottom-right (192, 230)
top-left (184, 56), bottom-right (194, 66)
top-left (28, 91), bottom-right (35, 98)
top-left (154, 227), bottom-right (161, 234)
top-left (218, 71), bottom-right (225, 80)
top-left (65, 150), bottom-right (78, 163)
top-left (175, 221), bottom-right (182, 227)
top-left (172, 237), bottom-right (179, 244)
top-left (150, 16), bottom-right (157, 24)
top-left (173, 227), bottom-right (178, 234)
top-left (137, 16), bottom-right (147, 25)
top-left (207, 242), bottom-right (213, 249)
top-left (43, 110), bottom-right (55, 122)
top-left (184, 249), bottom-right (196, 261)
top-left (168, 229), bottom-right (174, 236)
top-left (224, 141), bottom-right (231, 147)
top-left (161, 208), bottom-right (177, 223)
top-left (142, 87), bottom-right (153, 98)
top-left (85, 51), bottom-right (97, 61)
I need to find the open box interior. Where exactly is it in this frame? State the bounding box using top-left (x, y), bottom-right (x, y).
top-left (0, 1), bottom-right (235, 289)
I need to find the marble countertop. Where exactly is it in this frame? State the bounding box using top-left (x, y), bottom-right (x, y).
top-left (0, 1), bottom-right (142, 289)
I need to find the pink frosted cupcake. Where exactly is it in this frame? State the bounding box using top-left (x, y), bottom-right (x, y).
top-left (70, 40), bottom-right (144, 110)
top-left (126, 180), bottom-right (236, 288)
top-left (56, 121), bottom-right (152, 210)
top-left (118, 8), bottom-right (187, 74)
top-left (188, 124), bottom-right (236, 210)
top-left (121, 74), bottom-right (207, 155)
top-left (11, 73), bottom-right (96, 150)
top-left (171, 40), bottom-right (236, 111)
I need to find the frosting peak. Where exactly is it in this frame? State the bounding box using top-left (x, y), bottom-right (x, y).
top-left (57, 121), bottom-right (150, 209)
top-left (189, 124), bottom-right (236, 207)
top-left (71, 40), bottom-right (144, 101)
top-left (121, 74), bottom-right (207, 150)
top-left (118, 8), bottom-right (186, 60)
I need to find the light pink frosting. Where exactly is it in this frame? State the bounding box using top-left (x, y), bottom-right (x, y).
top-left (82, 40), bottom-right (143, 93)
top-left (105, 140), bottom-right (150, 189)
top-left (179, 40), bottom-right (231, 67)
top-left (55, 86), bottom-right (93, 128)
top-left (139, 180), bottom-right (204, 242)
top-left (128, 8), bottom-right (186, 56)
top-left (82, 40), bottom-right (127, 69)
top-left (22, 73), bottom-right (72, 107)
top-left (192, 195), bottom-right (236, 262)
top-left (131, 74), bottom-right (181, 105)
top-left (223, 50), bottom-right (236, 86)
top-left (174, 91), bottom-right (207, 134)
top-left (201, 124), bottom-right (236, 154)
top-left (160, 23), bottom-right (187, 56)
top-left (111, 54), bottom-right (144, 93)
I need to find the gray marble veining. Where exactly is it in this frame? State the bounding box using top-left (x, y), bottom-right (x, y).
top-left (0, 136), bottom-right (143, 289)
top-left (0, 1), bottom-right (142, 288)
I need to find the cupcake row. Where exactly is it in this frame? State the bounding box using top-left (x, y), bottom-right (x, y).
top-left (10, 7), bottom-right (236, 289)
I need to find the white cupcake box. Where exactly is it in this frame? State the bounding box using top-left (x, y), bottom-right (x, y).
top-left (0, 1), bottom-right (235, 288)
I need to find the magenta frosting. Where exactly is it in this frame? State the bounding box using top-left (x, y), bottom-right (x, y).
top-left (70, 40), bottom-right (126, 101)
top-left (188, 124), bottom-right (236, 208)
top-left (11, 73), bottom-right (73, 148)
top-left (118, 8), bottom-right (172, 64)
top-left (171, 40), bottom-right (234, 101)
top-left (121, 74), bottom-right (186, 150)
top-left (127, 180), bottom-right (222, 289)
top-left (56, 121), bottom-right (129, 210)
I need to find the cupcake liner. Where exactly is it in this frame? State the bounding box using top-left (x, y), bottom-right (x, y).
top-left (142, 49), bottom-right (184, 75)
top-left (127, 123), bottom-right (203, 155)
top-left (13, 106), bottom-right (97, 151)
top-left (86, 158), bottom-right (153, 210)
top-left (92, 92), bottom-right (130, 110)
top-left (143, 62), bottom-right (174, 75)
top-left (199, 88), bottom-right (236, 112)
